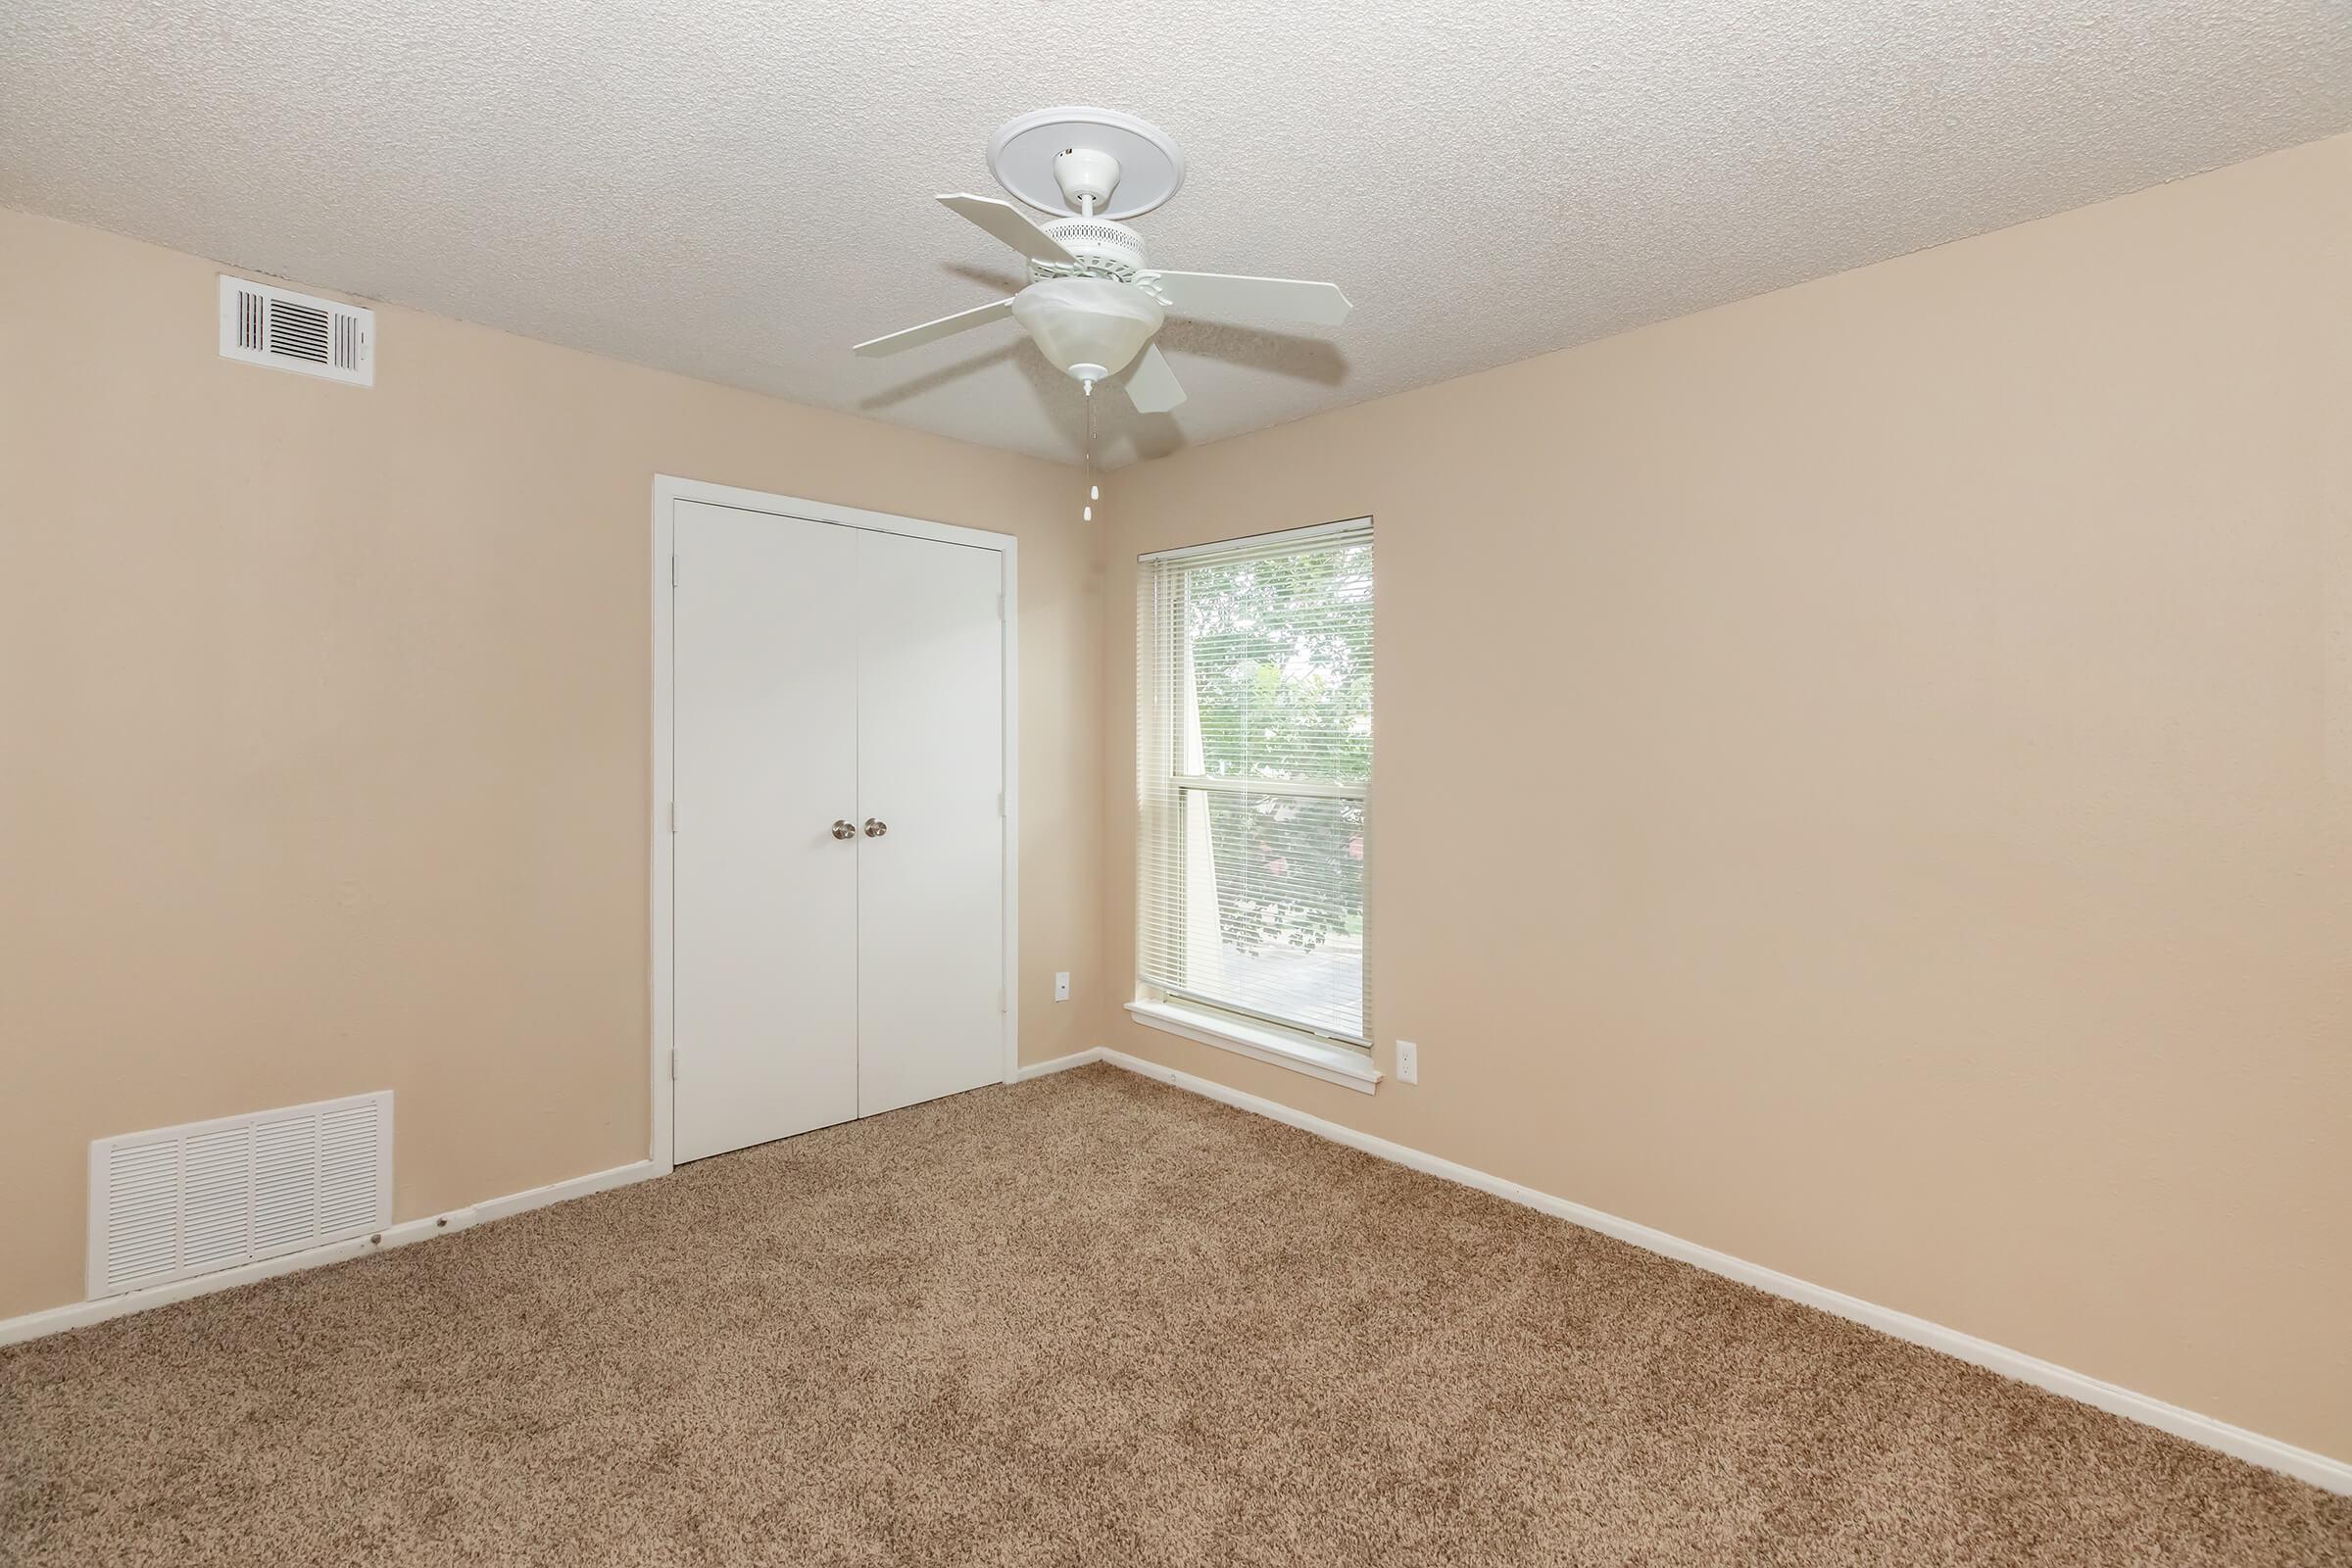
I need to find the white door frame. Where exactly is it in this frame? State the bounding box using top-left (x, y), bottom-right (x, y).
top-left (648, 474), bottom-right (1020, 1173)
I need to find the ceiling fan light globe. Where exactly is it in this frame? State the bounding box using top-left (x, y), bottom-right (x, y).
top-left (1009, 276), bottom-right (1164, 383)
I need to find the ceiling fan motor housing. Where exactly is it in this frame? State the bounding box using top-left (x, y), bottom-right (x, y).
top-left (1039, 218), bottom-right (1148, 278)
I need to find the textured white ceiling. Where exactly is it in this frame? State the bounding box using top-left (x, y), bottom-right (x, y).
top-left (3, 2), bottom-right (2346, 468)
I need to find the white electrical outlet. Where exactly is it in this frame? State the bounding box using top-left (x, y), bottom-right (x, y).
top-left (1396, 1039), bottom-right (1418, 1084)
top-left (1054, 972), bottom-right (1070, 1003)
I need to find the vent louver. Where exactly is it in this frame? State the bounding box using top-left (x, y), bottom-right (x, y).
top-left (219, 275), bottom-right (374, 385)
top-left (87, 1091), bottom-right (393, 1298)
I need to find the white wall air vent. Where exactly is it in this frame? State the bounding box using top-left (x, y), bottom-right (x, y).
top-left (219, 274), bottom-right (374, 385)
top-left (87, 1091), bottom-right (392, 1298)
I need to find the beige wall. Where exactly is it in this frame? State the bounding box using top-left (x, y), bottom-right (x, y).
top-left (1100, 135), bottom-right (2351, 1460)
top-left (4, 133), bottom-right (2344, 1463)
top-left (0, 206), bottom-right (1105, 1318)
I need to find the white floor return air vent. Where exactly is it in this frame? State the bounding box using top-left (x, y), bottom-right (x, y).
top-left (219, 275), bottom-right (374, 385)
top-left (87, 1091), bottom-right (392, 1298)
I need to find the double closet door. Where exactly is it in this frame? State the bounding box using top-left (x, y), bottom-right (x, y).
top-left (671, 499), bottom-right (1004, 1163)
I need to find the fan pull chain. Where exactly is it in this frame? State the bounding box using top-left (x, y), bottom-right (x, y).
top-left (1082, 378), bottom-right (1098, 522)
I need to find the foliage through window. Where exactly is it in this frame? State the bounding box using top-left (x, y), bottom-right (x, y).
top-left (1138, 522), bottom-right (1373, 1045)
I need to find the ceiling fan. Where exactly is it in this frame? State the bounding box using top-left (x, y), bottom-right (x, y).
top-left (853, 107), bottom-right (1352, 416)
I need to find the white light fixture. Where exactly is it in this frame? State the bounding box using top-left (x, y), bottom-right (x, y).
top-left (1008, 277), bottom-right (1164, 385)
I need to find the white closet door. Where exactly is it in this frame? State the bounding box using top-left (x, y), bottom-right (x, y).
top-left (855, 529), bottom-right (1005, 1115)
top-left (672, 501), bottom-right (861, 1161)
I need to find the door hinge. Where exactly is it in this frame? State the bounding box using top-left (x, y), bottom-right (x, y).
top-left (998, 988), bottom-right (1007, 1014)
top-left (998, 790), bottom-right (1006, 817)
top-left (670, 554), bottom-right (678, 587)
top-left (996, 592), bottom-right (1004, 620)
top-left (668, 801), bottom-right (677, 834)
top-left (669, 1048), bottom-right (679, 1081)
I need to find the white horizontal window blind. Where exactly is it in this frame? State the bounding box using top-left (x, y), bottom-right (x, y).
top-left (1138, 519), bottom-right (1373, 1047)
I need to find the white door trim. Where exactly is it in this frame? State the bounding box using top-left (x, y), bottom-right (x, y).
top-left (650, 474), bottom-right (1021, 1172)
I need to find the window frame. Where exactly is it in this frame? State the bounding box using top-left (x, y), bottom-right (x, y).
top-left (1134, 518), bottom-right (1375, 1064)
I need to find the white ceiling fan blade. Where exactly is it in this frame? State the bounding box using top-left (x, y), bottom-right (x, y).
top-left (1147, 271), bottom-right (1352, 326)
top-left (936, 193), bottom-right (1077, 265)
top-left (1122, 342), bottom-right (1187, 414)
top-left (853, 297), bottom-right (1016, 358)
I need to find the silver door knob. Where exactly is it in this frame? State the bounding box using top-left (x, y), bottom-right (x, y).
top-left (831, 819), bottom-right (856, 840)
top-left (862, 817), bottom-right (888, 838)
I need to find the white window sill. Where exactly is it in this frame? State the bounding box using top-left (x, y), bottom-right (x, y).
top-left (1123, 1001), bottom-right (1382, 1095)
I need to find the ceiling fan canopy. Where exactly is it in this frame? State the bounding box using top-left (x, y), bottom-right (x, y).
top-left (852, 108), bottom-right (1354, 420)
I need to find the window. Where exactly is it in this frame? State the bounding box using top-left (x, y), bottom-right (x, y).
top-left (1137, 520), bottom-right (1374, 1052)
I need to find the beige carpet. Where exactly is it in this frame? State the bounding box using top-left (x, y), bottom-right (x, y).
top-left (4, 1064), bottom-right (2346, 1566)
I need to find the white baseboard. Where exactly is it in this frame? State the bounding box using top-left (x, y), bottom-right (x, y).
top-left (15, 1051), bottom-right (2345, 1496)
top-left (1092, 1047), bottom-right (2352, 1496)
top-left (0, 1158), bottom-right (664, 1348)
top-left (471, 1158), bottom-right (666, 1222)
top-left (1008, 1048), bottom-right (1106, 1082)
